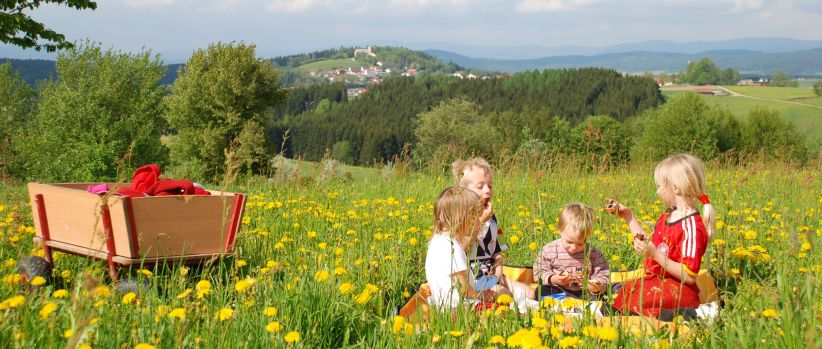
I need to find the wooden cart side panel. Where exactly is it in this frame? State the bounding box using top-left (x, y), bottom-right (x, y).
top-left (27, 183), bottom-right (109, 254)
top-left (107, 199), bottom-right (135, 258)
top-left (130, 195), bottom-right (236, 258)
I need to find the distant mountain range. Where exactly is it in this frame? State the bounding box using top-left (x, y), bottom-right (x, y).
top-left (425, 48), bottom-right (822, 75)
top-left (378, 37), bottom-right (822, 59)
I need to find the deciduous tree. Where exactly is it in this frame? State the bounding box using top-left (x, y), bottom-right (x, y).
top-left (1, 1), bottom-right (96, 52)
top-left (164, 42), bottom-right (285, 180)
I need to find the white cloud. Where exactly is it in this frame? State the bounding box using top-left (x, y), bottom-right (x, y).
top-left (514, 0), bottom-right (594, 12)
top-left (265, 0), bottom-right (318, 13)
top-left (125, 0), bottom-right (177, 7)
top-left (733, 0), bottom-right (765, 11)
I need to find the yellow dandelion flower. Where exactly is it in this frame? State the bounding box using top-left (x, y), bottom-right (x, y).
top-left (61, 270), bottom-right (71, 279)
top-left (314, 270), bottom-right (330, 282)
top-left (558, 336), bottom-right (581, 348)
top-left (403, 323), bottom-right (414, 335)
top-left (532, 317), bottom-right (548, 330)
top-left (541, 297), bottom-right (558, 309)
top-left (234, 277), bottom-right (257, 292)
top-left (52, 289), bottom-right (69, 298)
top-left (552, 314), bottom-right (566, 324)
top-left (3, 273), bottom-right (22, 286)
top-left (489, 335), bottom-right (505, 344)
top-left (30, 276), bottom-right (46, 286)
top-left (134, 344), bottom-right (156, 349)
top-left (494, 305), bottom-right (508, 317)
top-left (354, 290), bottom-right (372, 305)
top-left (334, 267), bottom-right (347, 276)
top-left (550, 326), bottom-right (561, 339)
top-left (339, 283), bottom-right (353, 294)
top-left (307, 231), bottom-right (317, 238)
top-left (78, 344), bottom-right (91, 349)
top-left (138, 269), bottom-right (152, 277)
top-left (63, 329), bottom-right (73, 338)
top-left (168, 308), bottom-right (186, 319)
top-left (529, 242), bottom-right (537, 251)
top-left (448, 330), bottom-right (464, 337)
top-left (506, 328), bottom-right (541, 348)
top-left (266, 321), bottom-right (282, 333)
top-left (176, 289), bottom-right (192, 299)
top-left (214, 308), bottom-right (234, 321)
top-left (432, 335), bottom-right (441, 344)
top-left (284, 331), bottom-right (301, 343)
top-left (597, 326), bottom-right (618, 341)
top-left (364, 283), bottom-right (379, 293)
top-left (495, 294), bottom-right (513, 305)
top-left (178, 267), bottom-right (189, 276)
top-left (0, 295), bottom-right (26, 310)
top-left (39, 302), bottom-right (58, 319)
top-left (264, 306), bottom-right (278, 317)
top-left (392, 316), bottom-right (404, 334)
top-left (236, 260), bottom-right (247, 268)
top-left (318, 242), bottom-right (328, 249)
top-left (196, 280), bottom-right (212, 298)
top-left (762, 309), bottom-right (780, 319)
top-left (121, 292), bottom-right (137, 305)
top-left (93, 285), bottom-right (111, 298)
top-left (509, 236), bottom-right (520, 244)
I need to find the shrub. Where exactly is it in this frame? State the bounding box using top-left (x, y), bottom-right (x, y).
top-left (13, 43), bottom-right (167, 181)
top-left (741, 107), bottom-right (808, 163)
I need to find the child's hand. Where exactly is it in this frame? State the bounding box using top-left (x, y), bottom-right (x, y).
top-left (553, 272), bottom-right (572, 286)
top-left (605, 199), bottom-right (632, 221)
top-left (633, 236), bottom-right (655, 258)
top-left (587, 281), bottom-right (604, 294)
top-left (479, 200), bottom-right (494, 223)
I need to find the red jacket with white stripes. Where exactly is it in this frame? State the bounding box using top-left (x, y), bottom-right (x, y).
top-left (645, 212), bottom-right (707, 278)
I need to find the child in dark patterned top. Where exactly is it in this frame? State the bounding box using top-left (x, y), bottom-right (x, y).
top-left (533, 203), bottom-right (610, 299)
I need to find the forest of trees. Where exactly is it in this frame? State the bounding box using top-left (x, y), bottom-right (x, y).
top-left (273, 68), bottom-right (664, 165)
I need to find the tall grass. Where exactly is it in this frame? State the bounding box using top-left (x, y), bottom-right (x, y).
top-left (0, 159), bottom-right (819, 348)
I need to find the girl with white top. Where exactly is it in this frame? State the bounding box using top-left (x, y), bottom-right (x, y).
top-left (425, 186), bottom-right (498, 309)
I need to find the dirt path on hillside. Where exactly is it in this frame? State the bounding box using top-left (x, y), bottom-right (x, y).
top-left (714, 86), bottom-right (822, 109)
top-left (663, 85), bottom-right (822, 110)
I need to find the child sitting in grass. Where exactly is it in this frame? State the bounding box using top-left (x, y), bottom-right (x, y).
top-left (605, 153), bottom-right (720, 322)
top-left (425, 186), bottom-right (501, 309)
top-left (452, 158), bottom-right (536, 309)
top-left (533, 203), bottom-right (610, 299)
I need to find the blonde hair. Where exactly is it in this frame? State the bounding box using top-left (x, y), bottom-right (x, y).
top-left (654, 154), bottom-right (716, 240)
top-left (451, 157), bottom-right (493, 186)
top-left (558, 203), bottom-right (595, 241)
top-left (433, 186), bottom-right (483, 249)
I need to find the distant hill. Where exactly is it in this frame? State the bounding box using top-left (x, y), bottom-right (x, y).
top-left (1, 59), bottom-right (183, 86)
top-left (425, 48), bottom-right (822, 75)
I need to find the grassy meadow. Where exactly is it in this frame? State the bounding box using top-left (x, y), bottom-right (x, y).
top-left (0, 162), bottom-right (819, 348)
top-left (294, 59), bottom-right (370, 73)
top-left (662, 86), bottom-right (822, 150)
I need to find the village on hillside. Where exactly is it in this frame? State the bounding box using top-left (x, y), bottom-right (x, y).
top-left (305, 46), bottom-right (495, 98)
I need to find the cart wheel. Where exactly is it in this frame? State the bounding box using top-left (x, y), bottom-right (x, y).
top-left (16, 256), bottom-right (53, 289)
top-left (116, 278), bottom-right (149, 296)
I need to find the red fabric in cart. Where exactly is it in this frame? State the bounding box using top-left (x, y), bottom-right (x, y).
top-left (117, 164), bottom-right (210, 197)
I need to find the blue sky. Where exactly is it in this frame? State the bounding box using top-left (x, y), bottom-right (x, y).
top-left (4, 0), bottom-right (821, 61)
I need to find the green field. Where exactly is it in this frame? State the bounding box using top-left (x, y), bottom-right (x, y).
top-left (295, 59), bottom-right (371, 73)
top-left (662, 87), bottom-right (822, 150)
top-left (1, 162), bottom-right (819, 348)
